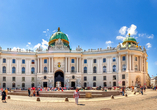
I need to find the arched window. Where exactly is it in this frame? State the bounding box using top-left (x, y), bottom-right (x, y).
top-left (84, 82), bottom-right (87, 87)
top-left (71, 66), bottom-right (75, 72)
top-left (84, 59), bottom-right (87, 63)
top-left (12, 83), bottom-right (16, 88)
top-left (113, 65), bottom-right (116, 72)
top-left (3, 66), bottom-right (6, 73)
top-left (3, 83), bottom-right (6, 88)
top-left (44, 76), bottom-right (47, 79)
top-left (103, 66), bottom-right (106, 73)
top-left (93, 82), bottom-right (96, 87)
top-left (3, 58), bottom-right (6, 63)
top-left (93, 66), bottom-right (97, 73)
top-left (31, 67), bottom-right (35, 74)
top-left (122, 81), bottom-right (125, 86)
top-left (122, 64), bottom-right (126, 71)
top-left (44, 59), bottom-right (47, 63)
top-left (122, 56), bottom-right (126, 61)
top-left (84, 67), bottom-right (87, 73)
top-left (113, 57), bottom-right (116, 62)
top-left (44, 67), bottom-right (47, 73)
top-left (12, 59), bottom-right (16, 63)
top-left (12, 67), bottom-right (16, 73)
top-left (135, 65), bottom-right (138, 71)
top-left (103, 58), bottom-right (106, 63)
top-left (22, 59), bottom-right (25, 64)
top-left (22, 83), bottom-right (25, 88)
top-left (22, 67), bottom-right (25, 74)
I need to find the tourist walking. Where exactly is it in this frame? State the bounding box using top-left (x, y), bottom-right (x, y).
top-left (2, 89), bottom-right (6, 103)
top-left (5, 89), bottom-right (8, 96)
top-left (73, 88), bottom-right (80, 105)
top-left (37, 89), bottom-right (39, 97)
top-left (33, 90), bottom-right (35, 96)
top-left (122, 87), bottom-right (124, 96)
top-left (28, 88), bottom-right (30, 97)
top-left (140, 86), bottom-right (143, 95)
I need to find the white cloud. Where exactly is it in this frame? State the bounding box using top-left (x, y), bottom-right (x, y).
top-left (106, 41), bottom-right (113, 44)
top-left (138, 33), bottom-right (146, 37)
top-left (116, 36), bottom-right (126, 41)
top-left (34, 43), bottom-right (41, 49)
top-left (119, 26), bottom-right (127, 35)
top-left (127, 24), bottom-right (137, 35)
top-left (146, 43), bottom-right (152, 48)
top-left (34, 39), bottom-right (48, 50)
top-left (148, 34), bottom-right (154, 39)
top-left (43, 31), bottom-right (46, 33)
top-left (47, 29), bottom-right (49, 31)
top-left (53, 30), bottom-right (56, 32)
top-left (28, 42), bottom-right (31, 45)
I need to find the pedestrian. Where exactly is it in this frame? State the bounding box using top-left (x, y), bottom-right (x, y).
top-left (73, 88), bottom-right (80, 105)
top-left (5, 88), bottom-right (8, 96)
top-left (28, 88), bottom-right (30, 97)
top-left (37, 89), bottom-right (39, 97)
top-left (33, 90), bottom-right (35, 96)
top-left (140, 86), bottom-right (143, 95)
top-left (122, 87), bottom-right (124, 96)
top-left (144, 86), bottom-right (146, 92)
top-left (2, 89), bottom-right (6, 103)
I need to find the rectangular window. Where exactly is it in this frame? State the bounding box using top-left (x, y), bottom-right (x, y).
top-left (22, 59), bottom-right (25, 64)
top-left (103, 58), bottom-right (106, 63)
top-left (3, 77), bottom-right (6, 81)
top-left (93, 76), bottom-right (96, 81)
top-left (84, 77), bottom-right (87, 81)
top-left (103, 76), bottom-right (106, 80)
top-left (113, 75), bottom-right (116, 80)
top-left (93, 59), bottom-right (97, 63)
top-left (103, 82), bottom-right (107, 87)
top-left (12, 77), bottom-right (16, 81)
top-left (93, 82), bottom-right (96, 87)
top-left (32, 77), bottom-right (35, 82)
top-left (31, 60), bottom-right (35, 64)
top-left (22, 83), bottom-right (25, 88)
top-left (113, 82), bottom-right (116, 86)
top-left (22, 77), bottom-right (25, 81)
top-left (135, 57), bottom-right (137, 61)
top-left (3, 58), bottom-right (6, 63)
top-left (122, 74), bottom-right (125, 79)
top-left (71, 59), bottom-right (75, 63)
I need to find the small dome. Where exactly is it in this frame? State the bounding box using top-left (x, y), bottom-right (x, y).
top-left (122, 34), bottom-right (137, 45)
top-left (49, 27), bottom-right (69, 46)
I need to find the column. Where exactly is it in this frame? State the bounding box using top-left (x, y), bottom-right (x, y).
top-left (77, 57), bottom-right (78, 73)
top-left (140, 56), bottom-right (142, 72)
top-left (52, 57), bottom-right (53, 73)
top-left (126, 54), bottom-right (128, 72)
top-left (97, 58), bottom-right (100, 73)
top-left (129, 54), bottom-right (131, 72)
top-left (0, 57), bottom-right (1, 73)
top-left (79, 57), bottom-right (81, 73)
top-left (132, 55), bottom-right (134, 72)
top-left (119, 55), bottom-right (121, 73)
top-left (142, 57), bottom-right (144, 72)
top-left (49, 57), bottom-right (50, 73)
top-left (38, 58), bottom-right (39, 73)
top-left (144, 57), bottom-right (146, 73)
top-left (65, 57), bottom-right (67, 73)
top-left (68, 57), bottom-right (70, 73)
top-left (40, 58), bottom-right (42, 73)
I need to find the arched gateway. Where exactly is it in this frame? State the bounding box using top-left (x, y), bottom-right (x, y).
top-left (54, 71), bottom-right (64, 87)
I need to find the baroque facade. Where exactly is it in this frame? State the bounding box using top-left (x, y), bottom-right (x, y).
top-left (0, 28), bottom-right (149, 89)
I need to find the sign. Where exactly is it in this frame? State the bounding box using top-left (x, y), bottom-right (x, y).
top-left (58, 62), bottom-right (61, 68)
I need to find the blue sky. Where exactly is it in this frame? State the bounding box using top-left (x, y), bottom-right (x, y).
top-left (0, 0), bottom-right (157, 77)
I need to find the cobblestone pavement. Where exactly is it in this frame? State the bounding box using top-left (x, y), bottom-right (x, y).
top-left (1, 90), bottom-right (157, 110)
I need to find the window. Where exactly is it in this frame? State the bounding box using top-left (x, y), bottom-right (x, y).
top-left (31, 83), bottom-right (34, 87)
top-left (12, 77), bottom-right (16, 81)
top-left (93, 66), bottom-right (97, 73)
top-left (103, 66), bottom-right (106, 73)
top-left (103, 82), bottom-right (107, 87)
top-left (84, 59), bottom-right (87, 63)
top-left (93, 59), bottom-right (96, 63)
top-left (113, 65), bottom-right (116, 72)
top-left (103, 76), bottom-right (106, 80)
top-left (122, 64), bottom-right (126, 71)
top-left (12, 83), bottom-right (16, 88)
top-left (22, 83), bottom-right (25, 88)
top-left (122, 56), bottom-right (126, 61)
top-left (122, 74), bottom-right (125, 79)
top-left (22, 77), bottom-right (25, 81)
top-left (71, 66), bottom-right (75, 72)
top-left (135, 65), bottom-right (138, 71)
top-left (122, 81), bottom-right (125, 86)
top-left (84, 82), bottom-right (87, 87)
top-left (84, 67), bottom-right (87, 73)
top-left (3, 66), bottom-right (6, 73)
top-left (93, 82), bottom-right (96, 87)
top-left (22, 59), bottom-right (25, 64)
top-left (72, 75), bottom-right (75, 79)
top-left (113, 82), bottom-right (116, 86)
top-left (3, 58), bottom-right (6, 63)
top-left (44, 76), bottom-right (47, 79)
top-left (32, 77), bottom-right (35, 82)
top-left (22, 67), bottom-right (25, 74)
top-left (12, 59), bottom-right (16, 63)
top-left (93, 76), bottom-right (96, 81)
top-left (12, 67), bottom-right (16, 73)
top-left (113, 75), bottom-right (116, 80)
top-left (31, 60), bottom-right (35, 64)
top-left (135, 57), bottom-right (137, 61)
top-left (44, 59), bottom-right (47, 63)
top-left (113, 57), bottom-right (116, 62)
top-left (3, 83), bottom-right (6, 88)
top-left (103, 58), bottom-right (106, 63)
top-left (71, 59), bottom-right (74, 63)
top-left (3, 77), bottom-right (6, 81)
top-left (31, 67), bottom-right (35, 74)
top-left (84, 76), bottom-right (87, 81)
top-left (44, 67), bottom-right (47, 73)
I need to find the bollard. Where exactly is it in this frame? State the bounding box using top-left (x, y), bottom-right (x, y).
top-left (111, 95), bottom-right (114, 99)
top-left (125, 94), bottom-right (127, 97)
top-left (134, 92), bottom-right (136, 95)
top-left (65, 97), bottom-right (69, 102)
top-left (8, 96), bottom-right (11, 99)
top-left (37, 97), bottom-right (40, 101)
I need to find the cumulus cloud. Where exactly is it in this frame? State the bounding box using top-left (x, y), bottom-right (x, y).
top-left (34, 43), bottom-right (41, 49)
top-left (106, 41), bottom-right (113, 44)
top-left (28, 42), bottom-right (31, 45)
top-left (126, 24), bottom-right (137, 35)
top-left (119, 26), bottom-right (127, 35)
top-left (146, 43), bottom-right (152, 48)
top-left (138, 33), bottom-right (146, 37)
top-left (34, 39), bottom-right (48, 50)
top-left (116, 36), bottom-right (126, 41)
top-left (148, 34), bottom-right (154, 39)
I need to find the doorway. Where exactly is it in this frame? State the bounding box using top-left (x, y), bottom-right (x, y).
top-left (71, 82), bottom-right (75, 88)
top-left (43, 82), bottom-right (47, 87)
top-left (54, 71), bottom-right (64, 87)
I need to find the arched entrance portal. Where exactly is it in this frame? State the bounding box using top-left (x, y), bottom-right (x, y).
top-left (54, 71), bottom-right (64, 87)
top-left (135, 76), bottom-right (141, 87)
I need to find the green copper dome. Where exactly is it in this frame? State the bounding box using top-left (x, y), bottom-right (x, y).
top-left (49, 27), bottom-right (69, 46)
top-left (123, 37), bottom-right (136, 42)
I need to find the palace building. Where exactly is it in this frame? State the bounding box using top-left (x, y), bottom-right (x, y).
top-left (0, 27), bottom-right (149, 89)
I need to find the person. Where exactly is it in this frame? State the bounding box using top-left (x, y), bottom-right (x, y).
top-left (144, 86), bottom-right (146, 92)
top-left (37, 89), bottom-right (39, 97)
top-left (33, 90), bottom-right (35, 96)
top-left (28, 88), bottom-right (30, 97)
top-left (140, 86), bottom-right (143, 95)
top-left (2, 89), bottom-right (6, 103)
top-left (5, 88), bottom-right (8, 96)
top-left (73, 88), bottom-right (80, 105)
top-left (122, 87), bottom-right (124, 96)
